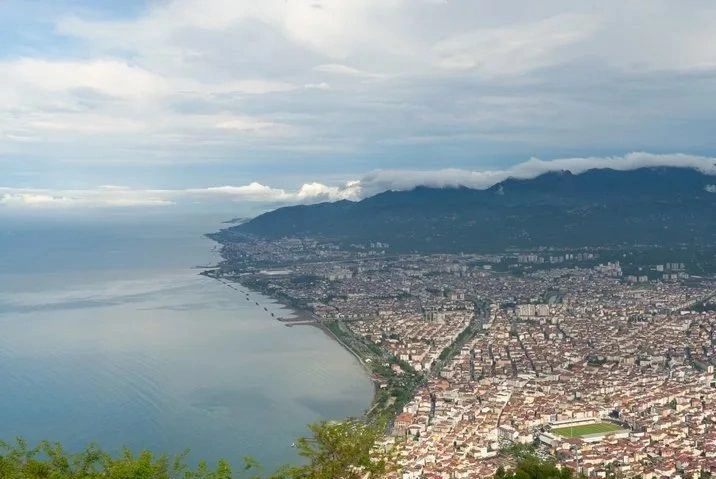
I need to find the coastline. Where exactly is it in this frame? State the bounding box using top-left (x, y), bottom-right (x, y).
top-left (199, 232), bottom-right (421, 424)
top-left (200, 270), bottom-right (381, 414)
top-left (204, 273), bottom-right (318, 324)
top-left (313, 320), bottom-right (375, 378)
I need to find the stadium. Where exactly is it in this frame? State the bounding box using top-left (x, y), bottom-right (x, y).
top-left (539, 418), bottom-right (630, 446)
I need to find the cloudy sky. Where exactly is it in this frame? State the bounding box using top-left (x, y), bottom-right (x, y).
top-left (2, 0), bottom-right (716, 212)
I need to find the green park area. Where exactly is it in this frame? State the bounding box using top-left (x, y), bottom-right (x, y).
top-left (552, 422), bottom-right (625, 438)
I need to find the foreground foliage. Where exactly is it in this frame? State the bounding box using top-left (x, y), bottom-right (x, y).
top-left (0, 425), bottom-right (589, 479)
top-left (495, 458), bottom-right (584, 479)
top-left (0, 438), bottom-right (239, 479)
top-left (0, 420), bottom-right (393, 479)
top-left (286, 420), bottom-right (395, 479)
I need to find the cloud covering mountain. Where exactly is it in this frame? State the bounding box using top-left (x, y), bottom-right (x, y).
top-left (2, 152), bottom-right (715, 210)
top-left (3, 1), bottom-right (716, 193)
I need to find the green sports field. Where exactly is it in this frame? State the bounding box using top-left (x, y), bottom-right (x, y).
top-left (552, 422), bottom-right (625, 438)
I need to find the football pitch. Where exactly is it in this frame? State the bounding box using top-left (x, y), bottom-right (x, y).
top-left (552, 422), bottom-right (625, 438)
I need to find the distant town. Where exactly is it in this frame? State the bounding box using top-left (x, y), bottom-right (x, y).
top-left (206, 234), bottom-right (716, 479)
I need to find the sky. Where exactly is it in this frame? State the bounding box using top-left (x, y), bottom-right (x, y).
top-left (2, 0), bottom-right (716, 214)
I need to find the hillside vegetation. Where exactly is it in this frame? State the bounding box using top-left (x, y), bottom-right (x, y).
top-left (224, 167), bottom-right (716, 252)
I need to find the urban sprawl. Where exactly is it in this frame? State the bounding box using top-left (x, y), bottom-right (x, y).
top-left (210, 235), bottom-right (716, 479)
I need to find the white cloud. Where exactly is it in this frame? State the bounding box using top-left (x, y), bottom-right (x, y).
top-left (3, 0), bottom-right (716, 174)
top-left (3, 58), bottom-right (166, 99)
top-left (313, 63), bottom-right (385, 78)
top-left (357, 152), bottom-right (716, 195)
top-left (0, 179), bottom-right (363, 210)
top-left (225, 80), bottom-right (296, 94)
top-left (0, 191), bottom-right (173, 209)
top-left (56, 0), bottom-right (408, 61)
top-left (432, 14), bottom-right (599, 76)
top-left (2, 153), bottom-right (714, 210)
top-left (304, 82), bottom-right (331, 90)
top-left (314, 64), bottom-right (364, 75)
top-left (295, 181), bottom-right (361, 201)
top-left (214, 116), bottom-right (287, 133)
top-left (187, 183), bottom-right (292, 202)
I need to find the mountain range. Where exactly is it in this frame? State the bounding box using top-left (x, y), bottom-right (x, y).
top-left (222, 167), bottom-right (716, 252)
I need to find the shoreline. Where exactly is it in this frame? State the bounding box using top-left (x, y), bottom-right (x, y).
top-left (312, 319), bottom-right (377, 381)
top-left (200, 270), bottom-right (382, 416)
top-left (207, 274), bottom-right (318, 323)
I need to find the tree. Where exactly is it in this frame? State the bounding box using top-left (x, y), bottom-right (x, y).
top-left (280, 420), bottom-right (397, 479)
top-left (495, 457), bottom-right (583, 479)
top-left (0, 438), bottom-right (244, 479)
top-left (0, 419), bottom-right (396, 479)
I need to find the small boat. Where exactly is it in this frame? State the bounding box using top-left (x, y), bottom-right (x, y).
top-left (264, 307), bottom-right (268, 311)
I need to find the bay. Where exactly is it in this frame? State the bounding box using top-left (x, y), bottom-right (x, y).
top-left (0, 213), bottom-right (373, 471)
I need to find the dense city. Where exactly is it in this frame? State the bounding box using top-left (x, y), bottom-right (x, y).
top-left (209, 234), bottom-right (716, 479)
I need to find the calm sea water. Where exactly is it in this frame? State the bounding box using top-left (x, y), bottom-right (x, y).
top-left (0, 214), bottom-right (373, 470)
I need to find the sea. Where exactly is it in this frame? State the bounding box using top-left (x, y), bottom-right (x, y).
top-left (0, 212), bottom-right (373, 471)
